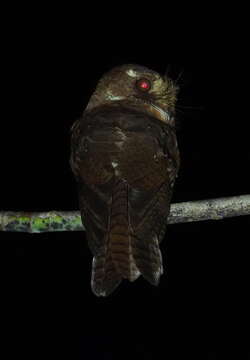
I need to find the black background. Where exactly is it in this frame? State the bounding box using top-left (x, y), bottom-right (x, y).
top-left (1, 5), bottom-right (249, 360)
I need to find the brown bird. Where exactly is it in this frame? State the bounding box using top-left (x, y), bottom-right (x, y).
top-left (70, 64), bottom-right (180, 296)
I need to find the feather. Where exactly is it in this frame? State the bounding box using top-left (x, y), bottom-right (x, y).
top-left (70, 64), bottom-right (180, 296)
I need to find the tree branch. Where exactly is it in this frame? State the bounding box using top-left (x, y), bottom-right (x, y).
top-left (0, 195), bottom-right (249, 233)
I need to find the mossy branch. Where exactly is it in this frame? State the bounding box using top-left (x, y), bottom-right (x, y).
top-left (0, 195), bottom-right (249, 233)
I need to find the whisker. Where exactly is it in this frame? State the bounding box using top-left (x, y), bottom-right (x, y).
top-left (175, 68), bottom-right (185, 85)
top-left (164, 64), bottom-right (171, 79)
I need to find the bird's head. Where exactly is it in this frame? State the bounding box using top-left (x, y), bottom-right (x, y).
top-left (85, 64), bottom-right (178, 127)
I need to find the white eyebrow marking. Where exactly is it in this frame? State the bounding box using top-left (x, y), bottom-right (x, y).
top-left (107, 94), bottom-right (125, 101)
top-left (126, 69), bottom-right (138, 78)
top-left (106, 90), bottom-right (125, 101)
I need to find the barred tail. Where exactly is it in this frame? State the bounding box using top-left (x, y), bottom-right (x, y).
top-left (91, 179), bottom-right (162, 296)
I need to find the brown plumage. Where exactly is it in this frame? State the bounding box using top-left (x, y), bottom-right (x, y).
top-left (70, 64), bottom-right (180, 296)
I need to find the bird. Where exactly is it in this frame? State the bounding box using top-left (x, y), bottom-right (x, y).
top-left (70, 64), bottom-right (180, 296)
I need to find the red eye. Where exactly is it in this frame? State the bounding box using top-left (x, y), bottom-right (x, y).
top-left (136, 78), bottom-right (151, 91)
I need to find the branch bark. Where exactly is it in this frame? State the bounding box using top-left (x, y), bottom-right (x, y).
top-left (0, 195), bottom-right (249, 233)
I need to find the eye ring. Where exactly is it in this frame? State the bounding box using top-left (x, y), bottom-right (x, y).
top-left (136, 78), bottom-right (151, 92)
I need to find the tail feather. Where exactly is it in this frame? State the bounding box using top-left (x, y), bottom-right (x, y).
top-left (109, 179), bottom-right (141, 282)
top-left (132, 234), bottom-right (163, 286)
top-left (91, 243), bottom-right (122, 297)
top-left (91, 179), bottom-right (163, 296)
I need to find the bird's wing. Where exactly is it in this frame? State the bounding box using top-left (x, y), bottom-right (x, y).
top-left (70, 106), bottom-right (179, 294)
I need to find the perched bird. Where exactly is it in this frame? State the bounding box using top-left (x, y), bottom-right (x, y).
top-left (70, 64), bottom-right (180, 296)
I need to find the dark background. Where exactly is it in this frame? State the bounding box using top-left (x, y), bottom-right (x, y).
top-left (1, 5), bottom-right (249, 360)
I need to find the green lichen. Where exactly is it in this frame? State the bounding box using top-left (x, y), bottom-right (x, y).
top-left (49, 214), bottom-right (63, 231)
top-left (31, 216), bottom-right (51, 233)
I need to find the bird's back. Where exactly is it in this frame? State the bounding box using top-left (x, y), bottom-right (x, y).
top-left (70, 104), bottom-right (179, 296)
